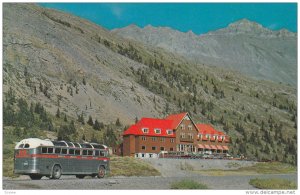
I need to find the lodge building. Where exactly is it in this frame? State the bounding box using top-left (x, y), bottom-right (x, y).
top-left (121, 112), bottom-right (230, 158)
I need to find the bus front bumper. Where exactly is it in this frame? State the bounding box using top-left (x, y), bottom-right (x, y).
top-left (14, 169), bottom-right (40, 174)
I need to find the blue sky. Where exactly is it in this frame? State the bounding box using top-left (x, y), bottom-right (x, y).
top-left (40, 3), bottom-right (297, 35)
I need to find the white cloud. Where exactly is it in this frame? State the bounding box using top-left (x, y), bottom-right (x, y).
top-left (111, 5), bottom-right (123, 19)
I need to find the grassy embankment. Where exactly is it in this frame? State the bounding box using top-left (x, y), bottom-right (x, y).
top-left (249, 178), bottom-right (297, 189)
top-left (199, 161), bottom-right (296, 176)
top-left (109, 156), bottom-right (160, 177)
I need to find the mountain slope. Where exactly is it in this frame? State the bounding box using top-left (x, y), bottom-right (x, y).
top-left (3, 3), bottom-right (177, 125)
top-left (113, 19), bottom-right (297, 86)
top-left (3, 4), bottom-right (297, 164)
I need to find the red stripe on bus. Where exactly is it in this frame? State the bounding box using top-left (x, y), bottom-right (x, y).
top-left (16, 154), bottom-right (109, 161)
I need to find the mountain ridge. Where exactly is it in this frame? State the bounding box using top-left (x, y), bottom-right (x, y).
top-left (113, 19), bottom-right (297, 86)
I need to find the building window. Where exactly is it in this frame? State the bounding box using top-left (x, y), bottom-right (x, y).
top-left (180, 133), bottom-right (186, 138)
top-left (141, 146), bottom-right (146, 150)
top-left (152, 137), bottom-right (157, 141)
top-left (170, 138), bottom-right (175, 143)
top-left (152, 146), bottom-right (156, 151)
top-left (142, 128), bottom-right (149, 133)
top-left (149, 154), bottom-right (153, 158)
top-left (180, 124), bottom-right (185, 130)
top-left (160, 137), bottom-right (165, 142)
top-left (135, 154), bottom-right (139, 158)
top-left (167, 129), bottom-right (173, 135)
top-left (155, 129), bottom-right (161, 134)
top-left (141, 154), bottom-right (145, 158)
top-left (141, 136), bottom-right (146, 141)
top-left (160, 147), bottom-right (165, 151)
top-left (170, 147), bottom-right (174, 151)
top-left (188, 125), bottom-right (192, 130)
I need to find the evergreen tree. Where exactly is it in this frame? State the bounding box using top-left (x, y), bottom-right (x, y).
top-left (93, 119), bottom-right (101, 131)
top-left (77, 112), bottom-right (85, 125)
top-left (104, 127), bottom-right (117, 146)
top-left (87, 115), bottom-right (94, 126)
top-left (64, 114), bottom-right (68, 122)
top-left (115, 118), bottom-right (121, 126)
top-left (56, 108), bottom-right (60, 118)
top-left (69, 120), bottom-right (76, 134)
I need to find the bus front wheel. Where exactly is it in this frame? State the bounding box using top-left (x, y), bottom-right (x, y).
top-left (97, 166), bottom-right (106, 178)
top-left (29, 174), bottom-right (42, 180)
top-left (51, 165), bottom-right (62, 179)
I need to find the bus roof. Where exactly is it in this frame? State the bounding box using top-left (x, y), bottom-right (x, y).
top-left (15, 138), bottom-right (108, 149)
top-left (15, 138), bottom-right (54, 149)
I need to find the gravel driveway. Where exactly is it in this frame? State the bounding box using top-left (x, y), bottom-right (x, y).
top-left (3, 174), bottom-right (297, 190)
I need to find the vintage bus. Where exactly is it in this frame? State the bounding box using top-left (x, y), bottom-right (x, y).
top-left (14, 138), bottom-right (110, 180)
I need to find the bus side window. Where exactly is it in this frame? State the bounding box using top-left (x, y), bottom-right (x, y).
top-left (95, 150), bottom-right (100, 156)
top-left (42, 147), bottom-right (47, 154)
top-left (61, 148), bottom-right (68, 155)
top-left (88, 150), bottom-right (93, 156)
top-left (55, 148), bottom-right (61, 154)
top-left (75, 150), bottom-right (80, 155)
top-left (18, 144), bottom-right (24, 148)
top-left (100, 151), bottom-right (104, 157)
top-left (82, 150), bottom-right (87, 156)
top-left (48, 148), bottom-right (54, 154)
top-left (69, 149), bottom-right (75, 155)
top-left (24, 144), bottom-right (30, 148)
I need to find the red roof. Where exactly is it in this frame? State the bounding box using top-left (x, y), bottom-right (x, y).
top-left (222, 146), bottom-right (229, 150)
top-left (196, 124), bottom-right (225, 136)
top-left (165, 112), bottom-right (188, 129)
top-left (123, 118), bottom-right (175, 137)
top-left (216, 145), bottom-right (223, 150)
top-left (198, 144), bottom-right (205, 149)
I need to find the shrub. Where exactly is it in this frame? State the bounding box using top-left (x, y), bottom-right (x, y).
top-left (170, 180), bottom-right (208, 189)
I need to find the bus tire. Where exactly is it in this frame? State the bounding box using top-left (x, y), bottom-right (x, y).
top-left (76, 175), bottom-right (85, 179)
top-left (97, 166), bottom-right (106, 178)
top-left (29, 174), bottom-right (42, 180)
top-left (51, 165), bottom-right (62, 179)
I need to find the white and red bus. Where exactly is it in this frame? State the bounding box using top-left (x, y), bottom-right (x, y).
top-left (14, 138), bottom-right (110, 180)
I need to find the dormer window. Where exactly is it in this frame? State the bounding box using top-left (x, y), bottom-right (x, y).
top-left (142, 128), bottom-right (149, 133)
top-left (167, 129), bottom-right (173, 135)
top-left (155, 129), bottom-right (161, 134)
